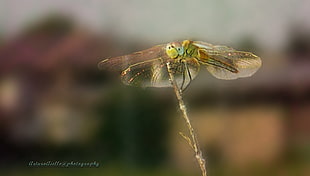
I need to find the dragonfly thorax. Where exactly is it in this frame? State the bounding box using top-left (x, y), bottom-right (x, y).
top-left (181, 40), bottom-right (199, 58)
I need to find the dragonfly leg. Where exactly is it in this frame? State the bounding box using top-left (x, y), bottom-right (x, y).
top-left (180, 62), bottom-right (186, 91)
top-left (181, 62), bottom-right (192, 92)
top-left (187, 63), bottom-right (192, 81)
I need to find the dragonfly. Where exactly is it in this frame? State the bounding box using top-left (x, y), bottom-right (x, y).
top-left (98, 40), bottom-right (262, 91)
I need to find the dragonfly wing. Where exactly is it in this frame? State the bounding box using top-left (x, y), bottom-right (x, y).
top-left (193, 41), bottom-right (262, 80)
top-left (121, 57), bottom-right (200, 89)
top-left (121, 58), bottom-right (171, 87)
top-left (98, 44), bottom-right (167, 71)
top-left (193, 41), bottom-right (235, 51)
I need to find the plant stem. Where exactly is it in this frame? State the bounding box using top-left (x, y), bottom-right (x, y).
top-left (166, 62), bottom-right (207, 176)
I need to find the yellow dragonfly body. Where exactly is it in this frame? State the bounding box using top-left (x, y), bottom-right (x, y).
top-left (98, 40), bottom-right (261, 90)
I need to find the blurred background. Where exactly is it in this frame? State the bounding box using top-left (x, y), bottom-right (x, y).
top-left (1, 0), bottom-right (310, 175)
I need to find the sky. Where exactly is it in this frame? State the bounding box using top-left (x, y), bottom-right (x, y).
top-left (1, 0), bottom-right (310, 50)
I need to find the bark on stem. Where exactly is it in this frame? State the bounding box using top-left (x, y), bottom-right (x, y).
top-left (166, 62), bottom-right (207, 176)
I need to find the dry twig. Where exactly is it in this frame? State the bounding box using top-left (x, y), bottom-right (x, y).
top-left (166, 62), bottom-right (207, 176)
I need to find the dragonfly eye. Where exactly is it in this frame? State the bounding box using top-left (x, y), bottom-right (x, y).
top-left (166, 44), bottom-right (179, 59)
top-left (177, 47), bottom-right (184, 55)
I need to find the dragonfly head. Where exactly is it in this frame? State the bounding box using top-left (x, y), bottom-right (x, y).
top-left (166, 42), bottom-right (184, 59)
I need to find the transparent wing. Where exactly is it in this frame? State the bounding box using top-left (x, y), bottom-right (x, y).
top-left (193, 41), bottom-right (262, 80)
top-left (98, 44), bottom-right (167, 71)
top-left (120, 58), bottom-right (170, 87)
top-left (121, 57), bottom-right (200, 89)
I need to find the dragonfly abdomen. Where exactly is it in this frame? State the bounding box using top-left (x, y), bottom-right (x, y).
top-left (197, 49), bottom-right (238, 73)
top-left (204, 58), bottom-right (238, 73)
